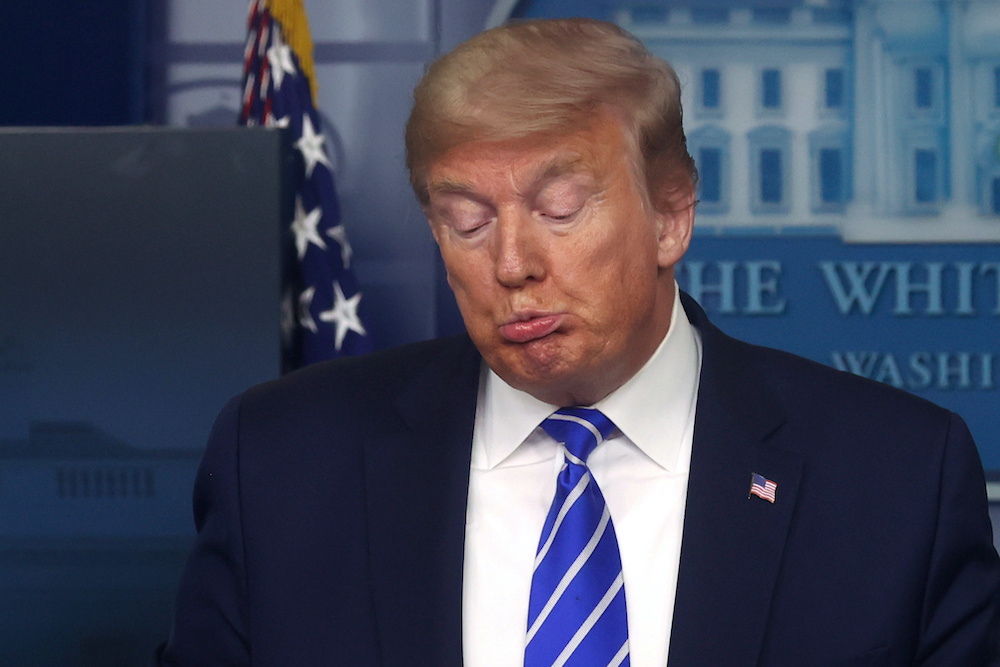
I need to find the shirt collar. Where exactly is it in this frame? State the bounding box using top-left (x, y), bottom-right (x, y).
top-left (474, 284), bottom-right (701, 472)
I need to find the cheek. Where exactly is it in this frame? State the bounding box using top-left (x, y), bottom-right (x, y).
top-left (442, 252), bottom-right (495, 312)
top-left (571, 226), bottom-right (655, 285)
top-left (439, 242), bottom-right (474, 282)
top-left (581, 239), bottom-right (659, 320)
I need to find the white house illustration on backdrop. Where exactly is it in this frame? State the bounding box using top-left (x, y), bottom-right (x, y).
top-left (615, 0), bottom-right (1000, 243)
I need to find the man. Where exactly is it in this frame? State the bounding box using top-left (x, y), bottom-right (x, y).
top-left (159, 18), bottom-right (1000, 666)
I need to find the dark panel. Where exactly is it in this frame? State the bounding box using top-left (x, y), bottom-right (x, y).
top-left (0, 0), bottom-right (148, 125)
top-left (0, 127), bottom-right (287, 664)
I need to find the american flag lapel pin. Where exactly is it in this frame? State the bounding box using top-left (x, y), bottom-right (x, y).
top-left (749, 472), bottom-right (777, 503)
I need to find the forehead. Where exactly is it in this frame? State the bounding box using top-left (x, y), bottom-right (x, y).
top-left (425, 114), bottom-right (633, 197)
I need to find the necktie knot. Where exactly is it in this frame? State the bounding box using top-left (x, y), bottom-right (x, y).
top-left (540, 407), bottom-right (616, 464)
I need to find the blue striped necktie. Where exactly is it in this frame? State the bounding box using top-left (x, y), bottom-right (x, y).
top-left (524, 407), bottom-right (629, 667)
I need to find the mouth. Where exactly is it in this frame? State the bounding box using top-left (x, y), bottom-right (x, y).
top-left (498, 313), bottom-right (565, 344)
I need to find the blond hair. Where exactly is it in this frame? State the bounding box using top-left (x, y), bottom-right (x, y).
top-left (405, 18), bottom-right (696, 212)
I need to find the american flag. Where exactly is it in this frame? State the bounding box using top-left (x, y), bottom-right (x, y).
top-left (749, 473), bottom-right (777, 503)
top-left (240, 0), bottom-right (373, 373)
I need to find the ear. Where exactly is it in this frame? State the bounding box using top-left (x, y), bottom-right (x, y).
top-left (655, 185), bottom-right (695, 269)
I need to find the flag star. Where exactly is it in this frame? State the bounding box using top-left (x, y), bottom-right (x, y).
top-left (268, 114), bottom-right (290, 129)
top-left (298, 286), bottom-right (319, 333)
top-left (291, 196), bottom-right (326, 259)
top-left (267, 27), bottom-right (296, 91)
top-left (326, 225), bottom-right (353, 269)
top-left (319, 281), bottom-right (366, 351)
top-left (296, 114), bottom-right (332, 177)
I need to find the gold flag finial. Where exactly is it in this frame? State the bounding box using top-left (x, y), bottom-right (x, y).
top-left (267, 0), bottom-right (319, 106)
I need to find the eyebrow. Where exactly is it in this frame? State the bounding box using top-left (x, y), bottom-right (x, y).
top-left (427, 154), bottom-right (592, 200)
top-left (426, 177), bottom-right (478, 198)
top-left (536, 157), bottom-right (589, 182)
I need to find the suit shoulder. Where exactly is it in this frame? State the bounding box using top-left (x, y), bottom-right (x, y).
top-left (683, 290), bottom-right (952, 429)
top-left (748, 340), bottom-right (950, 421)
top-left (720, 337), bottom-right (966, 466)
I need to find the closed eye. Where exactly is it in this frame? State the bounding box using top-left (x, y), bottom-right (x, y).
top-left (430, 193), bottom-right (496, 237)
top-left (534, 173), bottom-right (595, 224)
top-left (455, 218), bottom-right (493, 237)
top-left (542, 210), bottom-right (579, 222)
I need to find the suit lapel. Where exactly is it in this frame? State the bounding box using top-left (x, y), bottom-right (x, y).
top-left (363, 336), bottom-right (481, 667)
top-left (668, 295), bottom-right (804, 666)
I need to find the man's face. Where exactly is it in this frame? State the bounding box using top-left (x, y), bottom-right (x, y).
top-left (424, 113), bottom-right (693, 406)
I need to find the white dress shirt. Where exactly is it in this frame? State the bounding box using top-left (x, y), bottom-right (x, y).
top-left (463, 286), bottom-right (703, 666)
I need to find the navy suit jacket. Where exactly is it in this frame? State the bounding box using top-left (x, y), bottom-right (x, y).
top-left (159, 294), bottom-right (1000, 665)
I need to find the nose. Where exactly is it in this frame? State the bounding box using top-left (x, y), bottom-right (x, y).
top-left (493, 209), bottom-right (545, 288)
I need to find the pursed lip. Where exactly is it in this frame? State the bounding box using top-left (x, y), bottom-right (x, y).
top-left (498, 312), bottom-right (565, 343)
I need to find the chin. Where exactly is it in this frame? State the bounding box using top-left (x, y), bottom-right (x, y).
top-left (499, 358), bottom-right (590, 405)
